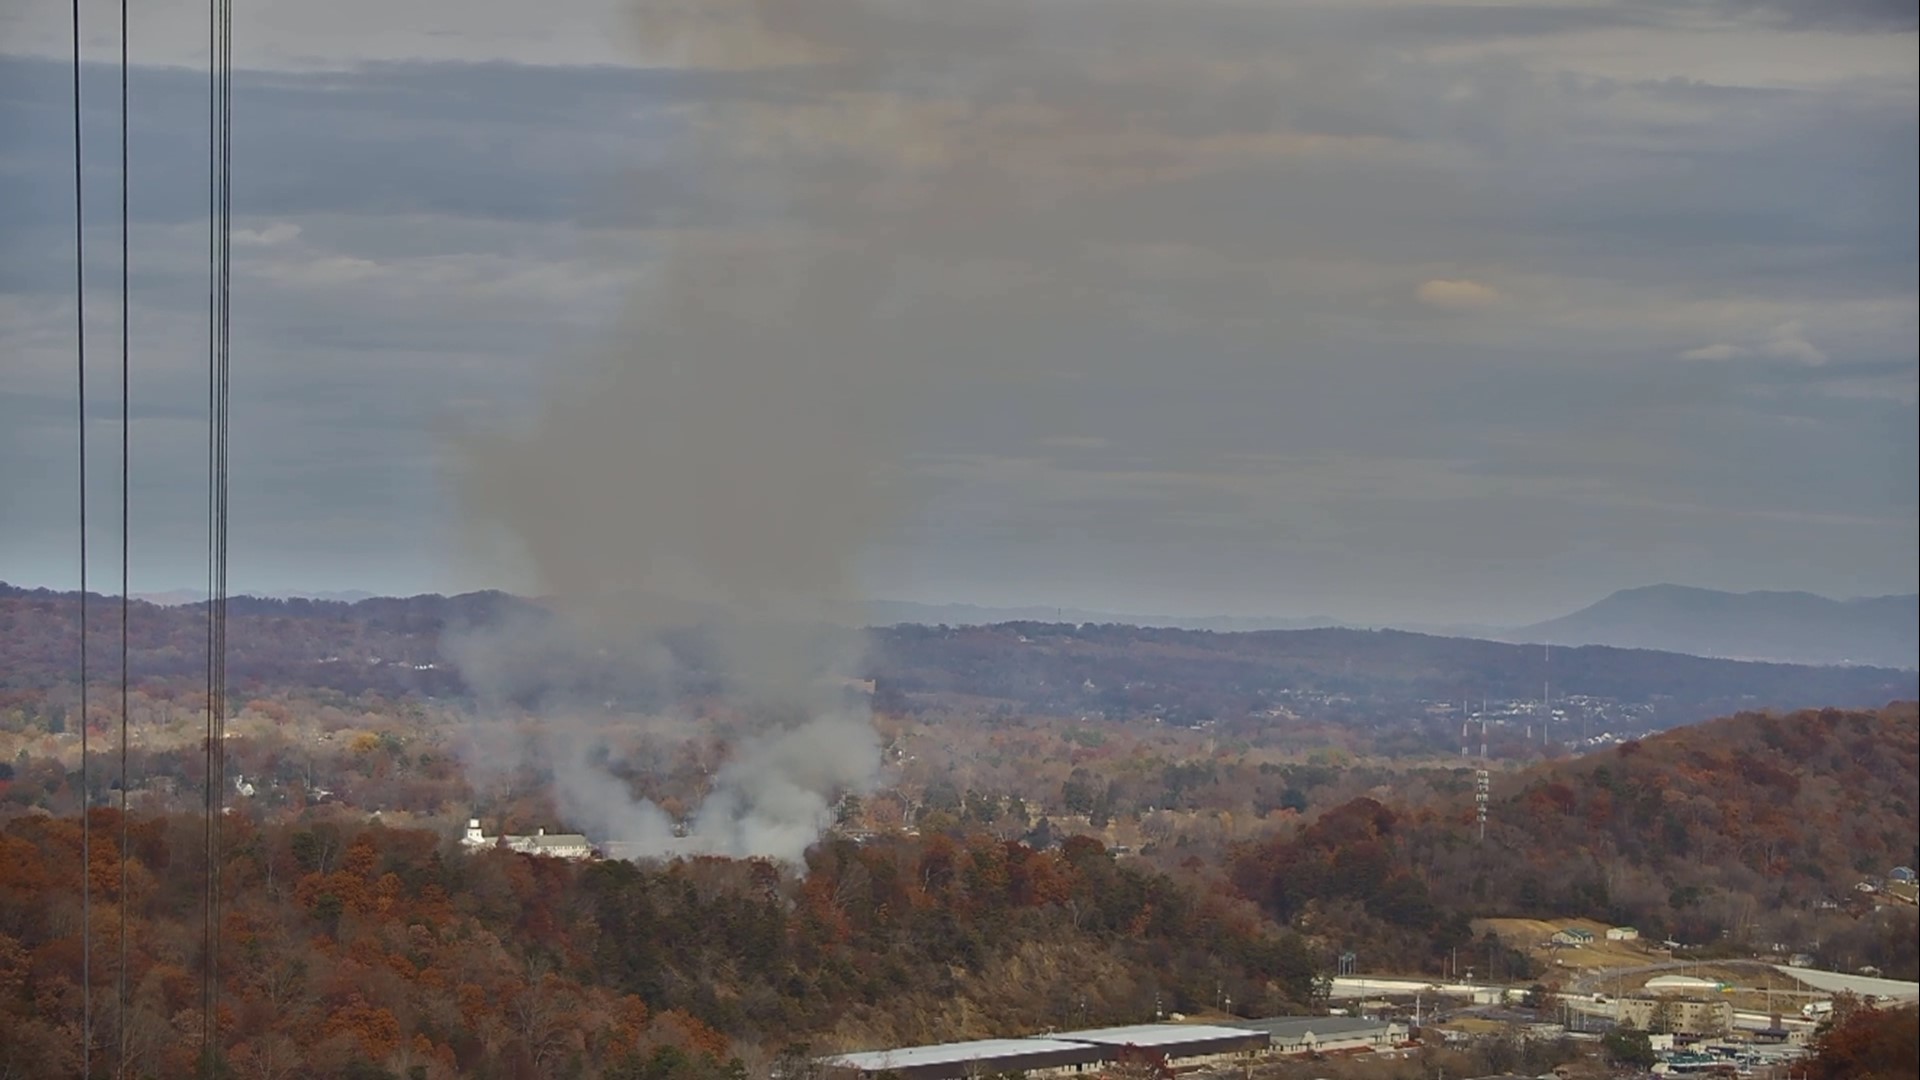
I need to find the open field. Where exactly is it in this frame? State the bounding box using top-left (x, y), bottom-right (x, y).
top-left (1472, 916), bottom-right (1663, 972)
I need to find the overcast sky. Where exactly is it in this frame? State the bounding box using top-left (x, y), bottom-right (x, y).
top-left (2, 0), bottom-right (1914, 626)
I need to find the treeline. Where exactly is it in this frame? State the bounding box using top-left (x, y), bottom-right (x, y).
top-left (0, 814), bottom-right (1321, 1080)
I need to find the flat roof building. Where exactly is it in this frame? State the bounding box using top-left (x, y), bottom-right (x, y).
top-left (822, 1038), bottom-right (1107, 1080)
top-left (820, 1023), bottom-right (1271, 1080)
top-left (1220, 1016), bottom-right (1401, 1055)
top-left (1047, 1023), bottom-right (1269, 1057)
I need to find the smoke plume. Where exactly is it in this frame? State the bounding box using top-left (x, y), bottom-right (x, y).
top-left (448, 0), bottom-right (951, 863)
top-left (452, 0), bottom-right (1292, 860)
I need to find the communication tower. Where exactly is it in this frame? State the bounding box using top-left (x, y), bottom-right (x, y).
top-left (1542, 644), bottom-right (1552, 747)
top-left (1475, 768), bottom-right (1490, 841)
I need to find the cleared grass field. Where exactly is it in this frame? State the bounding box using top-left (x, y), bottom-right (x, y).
top-left (1471, 916), bottom-right (1662, 972)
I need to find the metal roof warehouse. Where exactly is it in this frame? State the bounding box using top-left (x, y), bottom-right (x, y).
top-left (1218, 1016), bottom-right (1401, 1053)
top-left (1046, 1024), bottom-right (1268, 1057)
top-left (820, 1023), bottom-right (1272, 1080)
top-left (821, 1038), bottom-right (1108, 1080)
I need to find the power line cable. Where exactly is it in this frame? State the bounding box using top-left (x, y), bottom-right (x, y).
top-left (71, 0), bottom-right (93, 1067)
top-left (202, 0), bottom-right (218, 1053)
top-left (202, 0), bottom-right (218, 1046)
top-left (201, 0), bottom-right (235, 1063)
top-left (118, 0), bottom-right (133, 1069)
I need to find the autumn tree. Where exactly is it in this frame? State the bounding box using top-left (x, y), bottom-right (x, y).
top-left (1807, 1001), bottom-right (1919, 1080)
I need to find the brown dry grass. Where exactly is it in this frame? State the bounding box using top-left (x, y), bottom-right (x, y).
top-left (1471, 916), bottom-right (1662, 973)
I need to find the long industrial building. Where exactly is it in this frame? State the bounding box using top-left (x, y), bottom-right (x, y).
top-left (1045, 1024), bottom-right (1269, 1068)
top-left (820, 1023), bottom-right (1271, 1080)
top-left (823, 1037), bottom-right (1111, 1080)
top-left (1219, 1016), bottom-right (1403, 1055)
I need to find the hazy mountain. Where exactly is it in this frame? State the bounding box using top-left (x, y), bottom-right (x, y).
top-left (272, 589), bottom-right (379, 603)
top-left (1515, 585), bottom-right (1919, 669)
top-left (93, 583), bottom-right (1920, 669)
top-left (862, 599), bottom-right (1347, 633)
top-left (132, 587), bottom-right (380, 606)
top-left (131, 589), bottom-right (205, 606)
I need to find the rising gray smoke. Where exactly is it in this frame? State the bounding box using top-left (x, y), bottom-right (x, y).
top-left (452, 0), bottom-right (1293, 860)
top-left (448, 1), bottom-right (934, 863)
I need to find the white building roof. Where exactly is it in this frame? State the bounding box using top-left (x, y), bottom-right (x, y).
top-left (827, 1038), bottom-right (1095, 1071)
top-left (1646, 975), bottom-right (1721, 991)
top-left (1046, 1024), bottom-right (1261, 1048)
top-left (1226, 1017), bottom-right (1394, 1041)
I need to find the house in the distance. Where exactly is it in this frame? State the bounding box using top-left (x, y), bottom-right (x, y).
top-left (1606, 926), bottom-right (1639, 942)
top-left (1551, 928), bottom-right (1596, 946)
top-left (462, 817), bottom-right (594, 860)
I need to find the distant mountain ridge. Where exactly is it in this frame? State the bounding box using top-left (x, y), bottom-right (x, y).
top-left (4, 581), bottom-right (1913, 729)
top-left (134, 588), bottom-right (378, 606)
top-left (1515, 585), bottom-right (1918, 670)
top-left (862, 600), bottom-right (1348, 633)
top-left (867, 587), bottom-right (1920, 670)
top-left (49, 580), bottom-right (1920, 669)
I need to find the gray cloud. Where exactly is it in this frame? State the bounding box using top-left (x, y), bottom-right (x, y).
top-left (1712, 0), bottom-right (1920, 32)
top-left (0, 0), bottom-right (1913, 625)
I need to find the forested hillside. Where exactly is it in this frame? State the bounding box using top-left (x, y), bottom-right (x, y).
top-left (2, 703), bottom-right (1914, 1077)
top-left (1232, 704), bottom-right (1920, 980)
top-left (0, 816), bottom-right (1316, 1079)
top-left (1486, 703), bottom-right (1918, 909)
